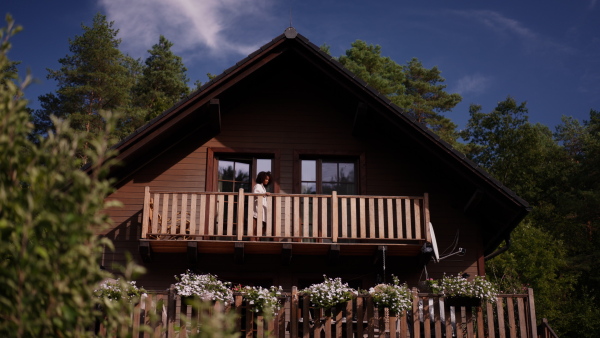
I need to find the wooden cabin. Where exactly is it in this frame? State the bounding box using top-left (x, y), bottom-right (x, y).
top-left (100, 28), bottom-right (530, 292)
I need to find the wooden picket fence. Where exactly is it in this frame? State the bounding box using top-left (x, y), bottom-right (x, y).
top-left (97, 287), bottom-right (542, 337)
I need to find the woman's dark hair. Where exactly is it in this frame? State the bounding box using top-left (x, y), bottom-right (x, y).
top-left (256, 171), bottom-right (272, 185)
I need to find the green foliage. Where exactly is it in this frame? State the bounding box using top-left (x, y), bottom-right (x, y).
top-left (32, 13), bottom-right (137, 161)
top-left (0, 17), bottom-right (145, 336)
top-left (338, 40), bottom-right (461, 145)
top-left (179, 299), bottom-right (240, 338)
top-left (133, 35), bottom-right (190, 121)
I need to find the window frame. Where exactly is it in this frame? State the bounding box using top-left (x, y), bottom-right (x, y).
top-left (207, 147), bottom-right (280, 193)
top-left (293, 150), bottom-right (366, 195)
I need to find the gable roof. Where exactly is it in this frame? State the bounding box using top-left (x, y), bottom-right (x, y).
top-left (111, 27), bottom-right (530, 256)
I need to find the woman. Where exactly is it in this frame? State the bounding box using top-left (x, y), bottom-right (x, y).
top-left (252, 171), bottom-right (271, 239)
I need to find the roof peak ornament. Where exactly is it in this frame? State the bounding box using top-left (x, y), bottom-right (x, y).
top-left (284, 27), bottom-right (297, 39)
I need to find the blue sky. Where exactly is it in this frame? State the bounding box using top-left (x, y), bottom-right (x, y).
top-left (5, 0), bottom-right (600, 131)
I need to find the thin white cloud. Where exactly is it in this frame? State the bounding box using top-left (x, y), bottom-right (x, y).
top-left (451, 10), bottom-right (576, 55)
top-left (454, 73), bottom-right (492, 96)
top-left (98, 0), bottom-right (272, 58)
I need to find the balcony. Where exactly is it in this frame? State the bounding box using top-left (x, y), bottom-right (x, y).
top-left (140, 187), bottom-right (431, 258)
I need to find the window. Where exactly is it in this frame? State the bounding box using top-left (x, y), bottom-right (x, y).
top-left (301, 159), bottom-right (356, 195)
top-left (216, 156), bottom-right (273, 193)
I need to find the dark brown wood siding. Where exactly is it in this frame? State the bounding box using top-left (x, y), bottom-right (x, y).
top-left (101, 54), bottom-right (483, 291)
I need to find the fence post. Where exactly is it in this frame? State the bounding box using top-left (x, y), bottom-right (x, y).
top-left (290, 287), bottom-right (298, 337)
top-left (167, 285), bottom-right (177, 337)
top-left (412, 288), bottom-right (420, 338)
top-left (237, 189), bottom-right (244, 241)
top-left (142, 186), bottom-right (150, 239)
top-left (527, 288), bottom-right (538, 338)
top-left (332, 191), bottom-right (338, 243)
top-left (423, 193), bottom-right (431, 242)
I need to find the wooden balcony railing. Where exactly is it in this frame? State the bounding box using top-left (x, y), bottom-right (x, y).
top-left (141, 187), bottom-right (430, 245)
top-left (97, 287), bottom-right (541, 337)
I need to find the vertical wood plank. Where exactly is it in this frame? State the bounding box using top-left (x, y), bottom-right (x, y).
top-left (517, 298), bottom-right (527, 338)
top-left (290, 287), bottom-right (298, 338)
top-left (486, 302), bottom-right (496, 338)
top-left (412, 288), bottom-right (420, 338)
top-left (414, 199), bottom-right (422, 239)
top-left (377, 199), bottom-right (384, 238)
top-left (266, 195), bottom-right (273, 236)
top-left (527, 288), bottom-right (538, 338)
top-left (142, 186), bottom-right (151, 239)
top-left (368, 198), bottom-right (376, 238)
top-left (395, 198), bottom-right (403, 239)
top-left (256, 194), bottom-right (263, 237)
top-left (180, 194), bottom-right (188, 236)
top-left (350, 198), bottom-right (357, 238)
top-left (152, 193), bottom-right (160, 234)
top-left (331, 191), bottom-right (338, 243)
top-left (237, 189), bottom-right (244, 241)
top-left (199, 194), bottom-right (206, 236)
top-left (285, 196), bottom-right (291, 238)
top-left (217, 194), bottom-right (225, 236)
top-left (208, 194), bottom-right (216, 236)
top-left (189, 194), bottom-right (197, 236)
top-left (274, 196), bottom-right (281, 238)
top-left (507, 298), bottom-right (516, 338)
top-left (303, 196), bottom-right (309, 238)
top-left (423, 297), bottom-right (431, 338)
top-left (357, 296), bottom-right (364, 338)
top-left (161, 194), bottom-right (169, 235)
top-left (170, 194), bottom-right (178, 235)
top-left (386, 198), bottom-right (394, 239)
top-left (434, 297), bottom-right (442, 338)
top-left (303, 294), bottom-right (310, 338)
top-left (359, 198), bottom-right (366, 239)
top-left (312, 197), bottom-right (319, 240)
top-left (404, 199), bottom-right (412, 239)
top-left (445, 300), bottom-right (453, 338)
top-left (497, 298), bottom-right (506, 338)
top-left (247, 195), bottom-right (254, 237)
top-left (346, 299), bottom-right (354, 338)
top-left (366, 297), bottom-right (375, 338)
top-left (322, 196), bottom-right (328, 238)
top-left (294, 196), bottom-right (300, 238)
top-left (424, 193), bottom-right (431, 242)
top-left (341, 197), bottom-right (348, 239)
top-left (226, 194), bottom-right (234, 236)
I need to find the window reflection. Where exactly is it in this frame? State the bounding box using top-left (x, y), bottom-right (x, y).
top-left (301, 159), bottom-right (356, 195)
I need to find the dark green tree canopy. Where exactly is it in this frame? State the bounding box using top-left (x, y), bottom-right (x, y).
top-left (32, 13), bottom-right (136, 157)
top-left (338, 40), bottom-right (461, 144)
top-left (134, 35), bottom-right (190, 121)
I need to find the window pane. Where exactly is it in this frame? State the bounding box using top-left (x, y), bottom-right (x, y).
top-left (218, 160), bottom-right (235, 180)
top-left (239, 182), bottom-right (251, 192)
top-left (337, 183), bottom-right (356, 195)
top-left (301, 183), bottom-right (316, 194)
top-left (219, 181), bottom-right (233, 192)
top-left (257, 159), bottom-right (272, 174)
top-left (235, 162), bottom-right (250, 185)
top-left (322, 162), bottom-right (338, 183)
top-left (339, 163), bottom-right (355, 183)
top-left (322, 183), bottom-right (335, 195)
top-left (301, 160), bottom-right (316, 181)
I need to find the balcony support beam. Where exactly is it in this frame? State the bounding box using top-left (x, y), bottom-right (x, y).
top-left (235, 242), bottom-right (245, 265)
top-left (328, 244), bottom-right (340, 265)
top-left (139, 241), bottom-right (152, 264)
top-left (282, 244), bottom-right (292, 266)
top-left (187, 242), bottom-right (198, 266)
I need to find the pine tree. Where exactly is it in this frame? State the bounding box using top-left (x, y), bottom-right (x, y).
top-left (32, 13), bottom-right (135, 163)
top-left (338, 40), bottom-right (461, 145)
top-left (134, 35), bottom-right (189, 122)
